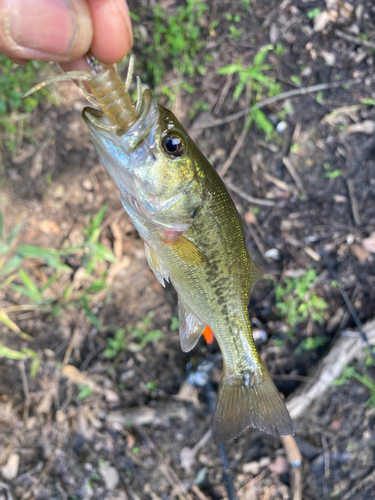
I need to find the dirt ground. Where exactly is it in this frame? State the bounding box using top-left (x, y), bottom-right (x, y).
top-left (1, 0), bottom-right (375, 499)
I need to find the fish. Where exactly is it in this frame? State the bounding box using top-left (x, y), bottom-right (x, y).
top-left (26, 56), bottom-right (293, 442)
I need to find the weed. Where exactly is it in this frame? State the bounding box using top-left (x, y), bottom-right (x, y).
top-left (228, 25), bottom-right (243, 40)
top-left (145, 380), bottom-right (158, 391)
top-left (323, 162), bottom-right (341, 180)
top-left (274, 43), bottom-right (287, 57)
top-left (307, 8), bottom-right (321, 19)
top-left (0, 345), bottom-right (40, 377)
top-left (275, 269), bottom-right (328, 332)
top-left (218, 45), bottom-right (282, 138)
top-left (360, 98), bottom-right (375, 106)
top-left (0, 56), bottom-right (51, 153)
top-left (188, 98), bottom-right (210, 119)
top-left (170, 316), bottom-right (179, 331)
top-left (104, 328), bottom-right (126, 359)
top-left (334, 366), bottom-right (375, 407)
top-left (77, 384), bottom-right (93, 400)
top-left (290, 75), bottom-right (302, 86)
top-left (0, 206), bottom-right (115, 347)
top-left (143, 0), bottom-right (208, 88)
top-left (316, 90), bottom-right (324, 103)
top-left (130, 311), bottom-right (163, 350)
top-left (294, 335), bottom-right (329, 354)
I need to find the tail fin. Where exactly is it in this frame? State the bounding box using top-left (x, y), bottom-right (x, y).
top-left (213, 358), bottom-right (293, 443)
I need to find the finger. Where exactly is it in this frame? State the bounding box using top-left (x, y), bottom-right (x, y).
top-left (86, 0), bottom-right (133, 64)
top-left (0, 0), bottom-right (93, 63)
top-left (59, 56), bottom-right (91, 74)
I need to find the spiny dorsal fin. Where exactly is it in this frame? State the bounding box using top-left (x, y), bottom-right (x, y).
top-left (178, 296), bottom-right (205, 352)
top-left (213, 357), bottom-right (294, 443)
top-left (144, 242), bottom-right (169, 287)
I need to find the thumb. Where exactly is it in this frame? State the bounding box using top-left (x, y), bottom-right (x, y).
top-left (0, 0), bottom-right (93, 63)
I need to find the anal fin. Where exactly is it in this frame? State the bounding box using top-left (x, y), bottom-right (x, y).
top-left (144, 242), bottom-right (169, 287)
top-left (178, 296), bottom-right (206, 352)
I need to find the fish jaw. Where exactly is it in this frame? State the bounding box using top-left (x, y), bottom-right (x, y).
top-left (82, 99), bottom-right (203, 233)
top-left (82, 101), bottom-right (189, 230)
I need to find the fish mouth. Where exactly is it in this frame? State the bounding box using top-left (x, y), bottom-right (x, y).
top-left (82, 106), bottom-right (115, 135)
top-left (82, 94), bottom-right (160, 216)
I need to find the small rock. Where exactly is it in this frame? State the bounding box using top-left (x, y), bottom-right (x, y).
top-left (313, 11), bottom-right (331, 32)
top-left (321, 50), bottom-right (336, 66)
top-left (265, 248), bottom-right (280, 260)
top-left (99, 461), bottom-right (120, 490)
top-left (1, 453), bottom-right (20, 480)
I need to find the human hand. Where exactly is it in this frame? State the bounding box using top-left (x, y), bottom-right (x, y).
top-left (0, 0), bottom-right (133, 71)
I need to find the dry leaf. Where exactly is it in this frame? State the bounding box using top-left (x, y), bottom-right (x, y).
top-left (351, 243), bottom-right (370, 262)
top-left (62, 364), bottom-right (102, 393)
top-left (244, 210), bottom-right (257, 225)
top-left (39, 219), bottom-right (61, 235)
top-left (29, 149), bottom-right (43, 179)
top-left (362, 234), bottom-right (375, 254)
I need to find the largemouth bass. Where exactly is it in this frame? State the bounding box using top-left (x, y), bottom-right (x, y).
top-left (27, 56), bottom-right (293, 442)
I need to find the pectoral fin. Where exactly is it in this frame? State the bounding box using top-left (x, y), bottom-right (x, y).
top-left (178, 296), bottom-right (205, 352)
top-left (168, 235), bottom-right (209, 266)
top-left (144, 242), bottom-right (169, 287)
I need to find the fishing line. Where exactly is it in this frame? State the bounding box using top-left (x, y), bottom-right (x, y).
top-left (320, 249), bottom-right (375, 364)
top-left (187, 359), bottom-right (238, 500)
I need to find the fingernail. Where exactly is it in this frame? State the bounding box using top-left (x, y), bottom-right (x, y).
top-left (7, 0), bottom-right (80, 58)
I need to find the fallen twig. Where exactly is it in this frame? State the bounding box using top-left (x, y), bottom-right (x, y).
top-left (191, 485), bottom-right (211, 500)
top-left (346, 178), bottom-right (361, 226)
top-left (194, 79), bottom-right (362, 129)
top-left (135, 425), bottom-right (194, 500)
top-left (224, 179), bottom-right (275, 207)
top-left (218, 118), bottom-right (250, 177)
top-left (180, 429), bottom-right (212, 474)
top-left (335, 29), bottom-right (375, 51)
top-left (286, 318), bottom-right (375, 421)
top-left (342, 467), bottom-right (375, 500)
top-left (282, 157), bottom-right (307, 197)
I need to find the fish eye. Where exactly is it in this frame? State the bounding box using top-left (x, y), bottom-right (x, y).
top-left (162, 133), bottom-right (185, 158)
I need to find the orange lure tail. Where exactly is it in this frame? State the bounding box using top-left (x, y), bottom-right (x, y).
top-left (203, 326), bottom-right (214, 344)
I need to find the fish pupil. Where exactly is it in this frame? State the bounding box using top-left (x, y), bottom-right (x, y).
top-left (163, 134), bottom-right (185, 157)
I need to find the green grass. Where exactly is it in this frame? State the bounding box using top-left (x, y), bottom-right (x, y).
top-left (218, 45), bottom-right (283, 138)
top-left (275, 269), bottom-right (328, 335)
top-left (132, 0), bottom-right (208, 104)
top-left (334, 366), bottom-right (375, 407)
top-left (0, 56), bottom-right (51, 154)
top-left (0, 205), bottom-right (116, 373)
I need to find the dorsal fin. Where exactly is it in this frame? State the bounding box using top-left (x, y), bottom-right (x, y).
top-left (178, 296), bottom-right (205, 352)
top-left (144, 242), bottom-right (169, 287)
